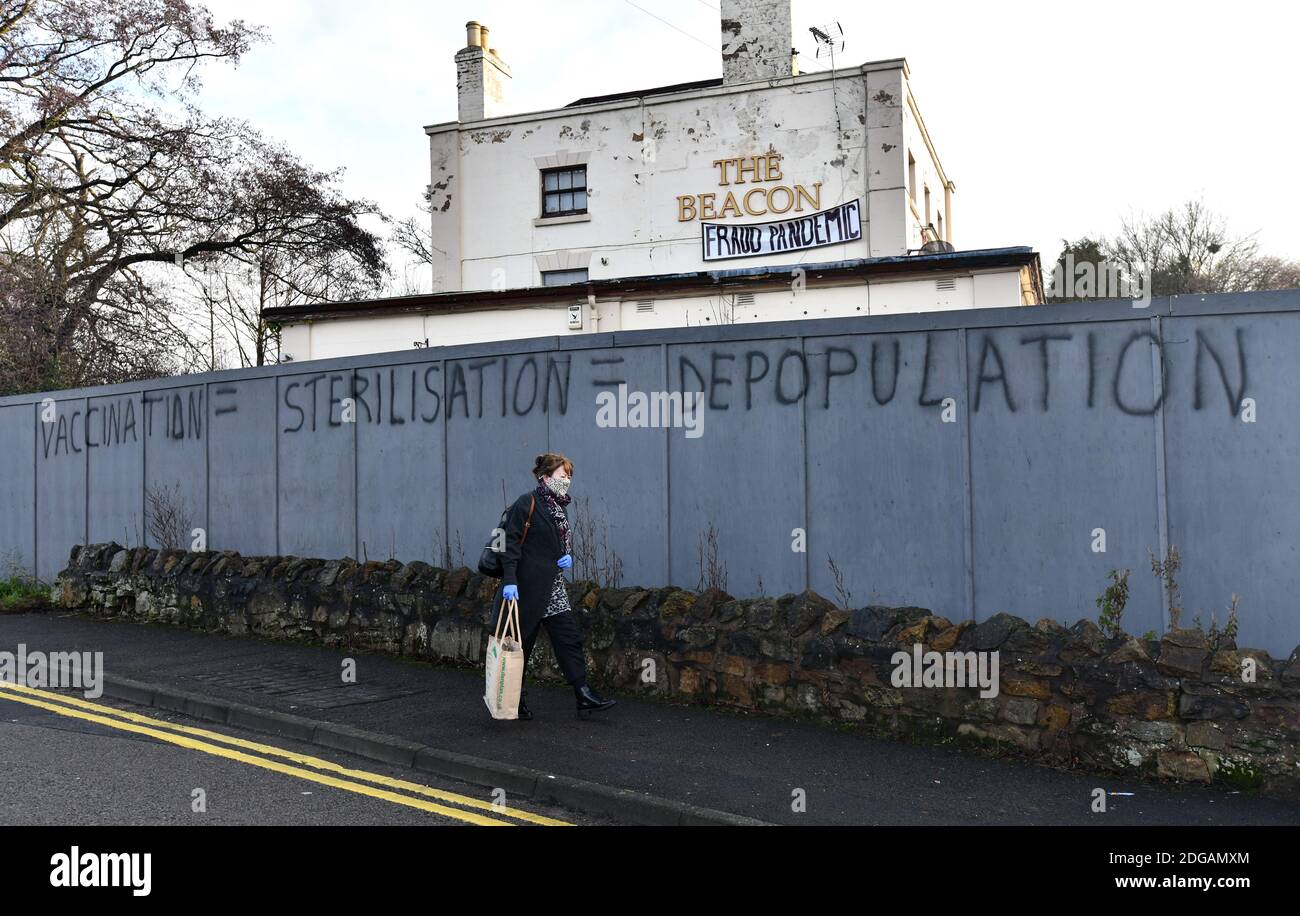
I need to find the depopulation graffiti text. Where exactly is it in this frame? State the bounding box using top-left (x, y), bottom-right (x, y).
top-left (33, 325), bottom-right (1249, 461)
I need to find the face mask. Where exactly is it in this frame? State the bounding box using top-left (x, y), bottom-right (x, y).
top-left (545, 475), bottom-right (571, 497)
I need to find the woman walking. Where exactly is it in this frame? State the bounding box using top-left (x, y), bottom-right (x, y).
top-left (498, 452), bottom-right (616, 720)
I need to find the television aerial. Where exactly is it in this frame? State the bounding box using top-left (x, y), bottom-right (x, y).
top-left (809, 22), bottom-right (845, 60)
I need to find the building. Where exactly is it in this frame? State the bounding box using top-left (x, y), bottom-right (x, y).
top-left (273, 0), bottom-right (1042, 362)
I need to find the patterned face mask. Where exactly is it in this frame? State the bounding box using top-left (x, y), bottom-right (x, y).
top-left (545, 475), bottom-right (571, 498)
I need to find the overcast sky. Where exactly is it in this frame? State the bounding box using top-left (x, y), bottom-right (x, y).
top-left (199, 0), bottom-right (1294, 291)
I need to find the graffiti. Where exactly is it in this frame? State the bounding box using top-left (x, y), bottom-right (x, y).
top-left (277, 358), bottom-right (572, 433)
top-left (973, 335), bottom-right (1015, 413)
top-left (666, 327), bottom-right (1247, 417)
top-left (1194, 328), bottom-right (1248, 416)
top-left (39, 389), bottom-right (204, 459)
top-left (213, 386), bottom-right (240, 416)
top-left (141, 390), bottom-right (203, 440)
top-left (33, 325), bottom-right (1250, 462)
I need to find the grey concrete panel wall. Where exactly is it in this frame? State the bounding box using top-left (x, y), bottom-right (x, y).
top-left (548, 344), bottom-right (670, 588)
top-left (208, 378), bottom-right (276, 555)
top-left (355, 362), bottom-right (445, 563)
top-left (1161, 312), bottom-right (1294, 651)
top-left (804, 330), bottom-right (968, 616)
top-left (4, 291), bottom-right (1300, 653)
top-left (667, 339), bottom-right (806, 596)
top-left (444, 353), bottom-right (552, 567)
top-left (966, 320), bottom-right (1165, 636)
top-left (86, 393), bottom-right (144, 546)
top-left (34, 397), bottom-right (87, 580)
top-left (277, 370), bottom-right (355, 559)
top-left (142, 385), bottom-right (207, 550)
top-left (0, 405), bottom-right (35, 575)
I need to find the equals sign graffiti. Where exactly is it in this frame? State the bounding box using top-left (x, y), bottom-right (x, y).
top-left (590, 355), bottom-right (626, 388)
top-left (214, 386), bottom-right (239, 416)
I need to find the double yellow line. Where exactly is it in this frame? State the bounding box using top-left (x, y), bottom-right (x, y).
top-left (0, 682), bottom-right (572, 827)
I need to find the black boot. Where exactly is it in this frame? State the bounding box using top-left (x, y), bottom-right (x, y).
top-left (574, 683), bottom-right (616, 717)
top-left (517, 690), bottom-right (534, 720)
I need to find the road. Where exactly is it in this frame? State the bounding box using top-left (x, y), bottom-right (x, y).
top-left (0, 683), bottom-right (615, 826)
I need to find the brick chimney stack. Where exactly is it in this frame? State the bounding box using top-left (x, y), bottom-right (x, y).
top-left (720, 0), bottom-right (795, 85)
top-left (455, 20), bottom-right (511, 122)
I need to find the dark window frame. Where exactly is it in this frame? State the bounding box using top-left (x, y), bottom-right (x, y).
top-left (540, 165), bottom-right (588, 218)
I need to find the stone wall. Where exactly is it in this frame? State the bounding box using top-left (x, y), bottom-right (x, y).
top-left (54, 543), bottom-right (1300, 795)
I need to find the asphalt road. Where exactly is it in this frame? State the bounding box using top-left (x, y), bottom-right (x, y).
top-left (0, 685), bottom-right (616, 826)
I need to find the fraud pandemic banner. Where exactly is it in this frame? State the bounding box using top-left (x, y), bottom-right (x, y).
top-left (701, 199), bottom-right (862, 262)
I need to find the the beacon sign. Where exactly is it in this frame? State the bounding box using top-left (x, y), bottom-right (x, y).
top-left (677, 152), bottom-right (861, 262)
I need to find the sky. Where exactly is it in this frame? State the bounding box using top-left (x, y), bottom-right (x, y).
top-left (197, 0), bottom-right (1296, 292)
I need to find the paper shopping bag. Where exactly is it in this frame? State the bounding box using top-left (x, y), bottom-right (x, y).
top-left (484, 597), bottom-right (524, 720)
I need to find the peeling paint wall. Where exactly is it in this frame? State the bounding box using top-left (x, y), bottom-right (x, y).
top-left (429, 68), bottom-right (889, 292)
top-left (864, 64), bottom-right (954, 258)
top-left (720, 0), bottom-right (794, 85)
top-left (427, 129), bottom-right (461, 292)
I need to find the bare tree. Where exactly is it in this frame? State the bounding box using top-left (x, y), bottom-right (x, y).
top-left (391, 188), bottom-right (442, 271)
top-left (183, 240), bottom-right (383, 369)
top-left (696, 521), bottom-right (727, 593)
top-left (1107, 200), bottom-right (1298, 297)
top-left (569, 495), bottom-right (624, 589)
top-left (145, 482), bottom-right (193, 550)
top-left (0, 0), bottom-right (387, 394)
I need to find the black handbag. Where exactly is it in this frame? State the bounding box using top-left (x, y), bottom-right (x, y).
top-left (477, 494), bottom-right (534, 577)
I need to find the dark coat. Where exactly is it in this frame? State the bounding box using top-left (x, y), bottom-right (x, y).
top-left (498, 488), bottom-right (566, 637)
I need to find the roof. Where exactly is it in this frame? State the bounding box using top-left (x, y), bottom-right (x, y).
top-left (263, 248), bottom-right (1042, 324)
top-left (566, 77), bottom-right (724, 108)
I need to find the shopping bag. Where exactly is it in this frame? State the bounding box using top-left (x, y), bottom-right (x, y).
top-left (484, 597), bottom-right (524, 720)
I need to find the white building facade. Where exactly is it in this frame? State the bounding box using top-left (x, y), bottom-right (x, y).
top-left (275, 0), bottom-right (1041, 362)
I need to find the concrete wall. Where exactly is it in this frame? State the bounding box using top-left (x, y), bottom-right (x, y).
top-left (3, 290), bottom-right (1297, 654)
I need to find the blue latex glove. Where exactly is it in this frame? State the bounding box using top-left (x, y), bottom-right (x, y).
top-left (557, 553), bottom-right (573, 569)
top-left (502, 584), bottom-right (519, 600)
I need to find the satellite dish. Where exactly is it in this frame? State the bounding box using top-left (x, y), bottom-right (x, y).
top-left (921, 239), bottom-right (956, 254)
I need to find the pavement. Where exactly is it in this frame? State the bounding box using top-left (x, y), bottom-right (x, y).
top-left (3, 609), bottom-right (1299, 826)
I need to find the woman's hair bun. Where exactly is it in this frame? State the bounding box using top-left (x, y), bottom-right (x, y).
top-left (532, 452), bottom-right (573, 479)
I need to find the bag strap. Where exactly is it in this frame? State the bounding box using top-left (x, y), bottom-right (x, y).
top-left (520, 494), bottom-right (535, 548)
top-left (494, 596), bottom-right (521, 642)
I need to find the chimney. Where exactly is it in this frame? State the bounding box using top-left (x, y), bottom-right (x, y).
top-left (720, 0), bottom-right (795, 85)
top-left (455, 20), bottom-right (511, 122)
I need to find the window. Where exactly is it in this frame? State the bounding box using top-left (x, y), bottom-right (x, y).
top-left (907, 152), bottom-right (916, 203)
top-left (541, 268), bottom-right (588, 286)
top-left (937, 212), bottom-right (944, 241)
top-left (541, 166), bottom-right (587, 217)
top-left (924, 185), bottom-right (931, 224)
